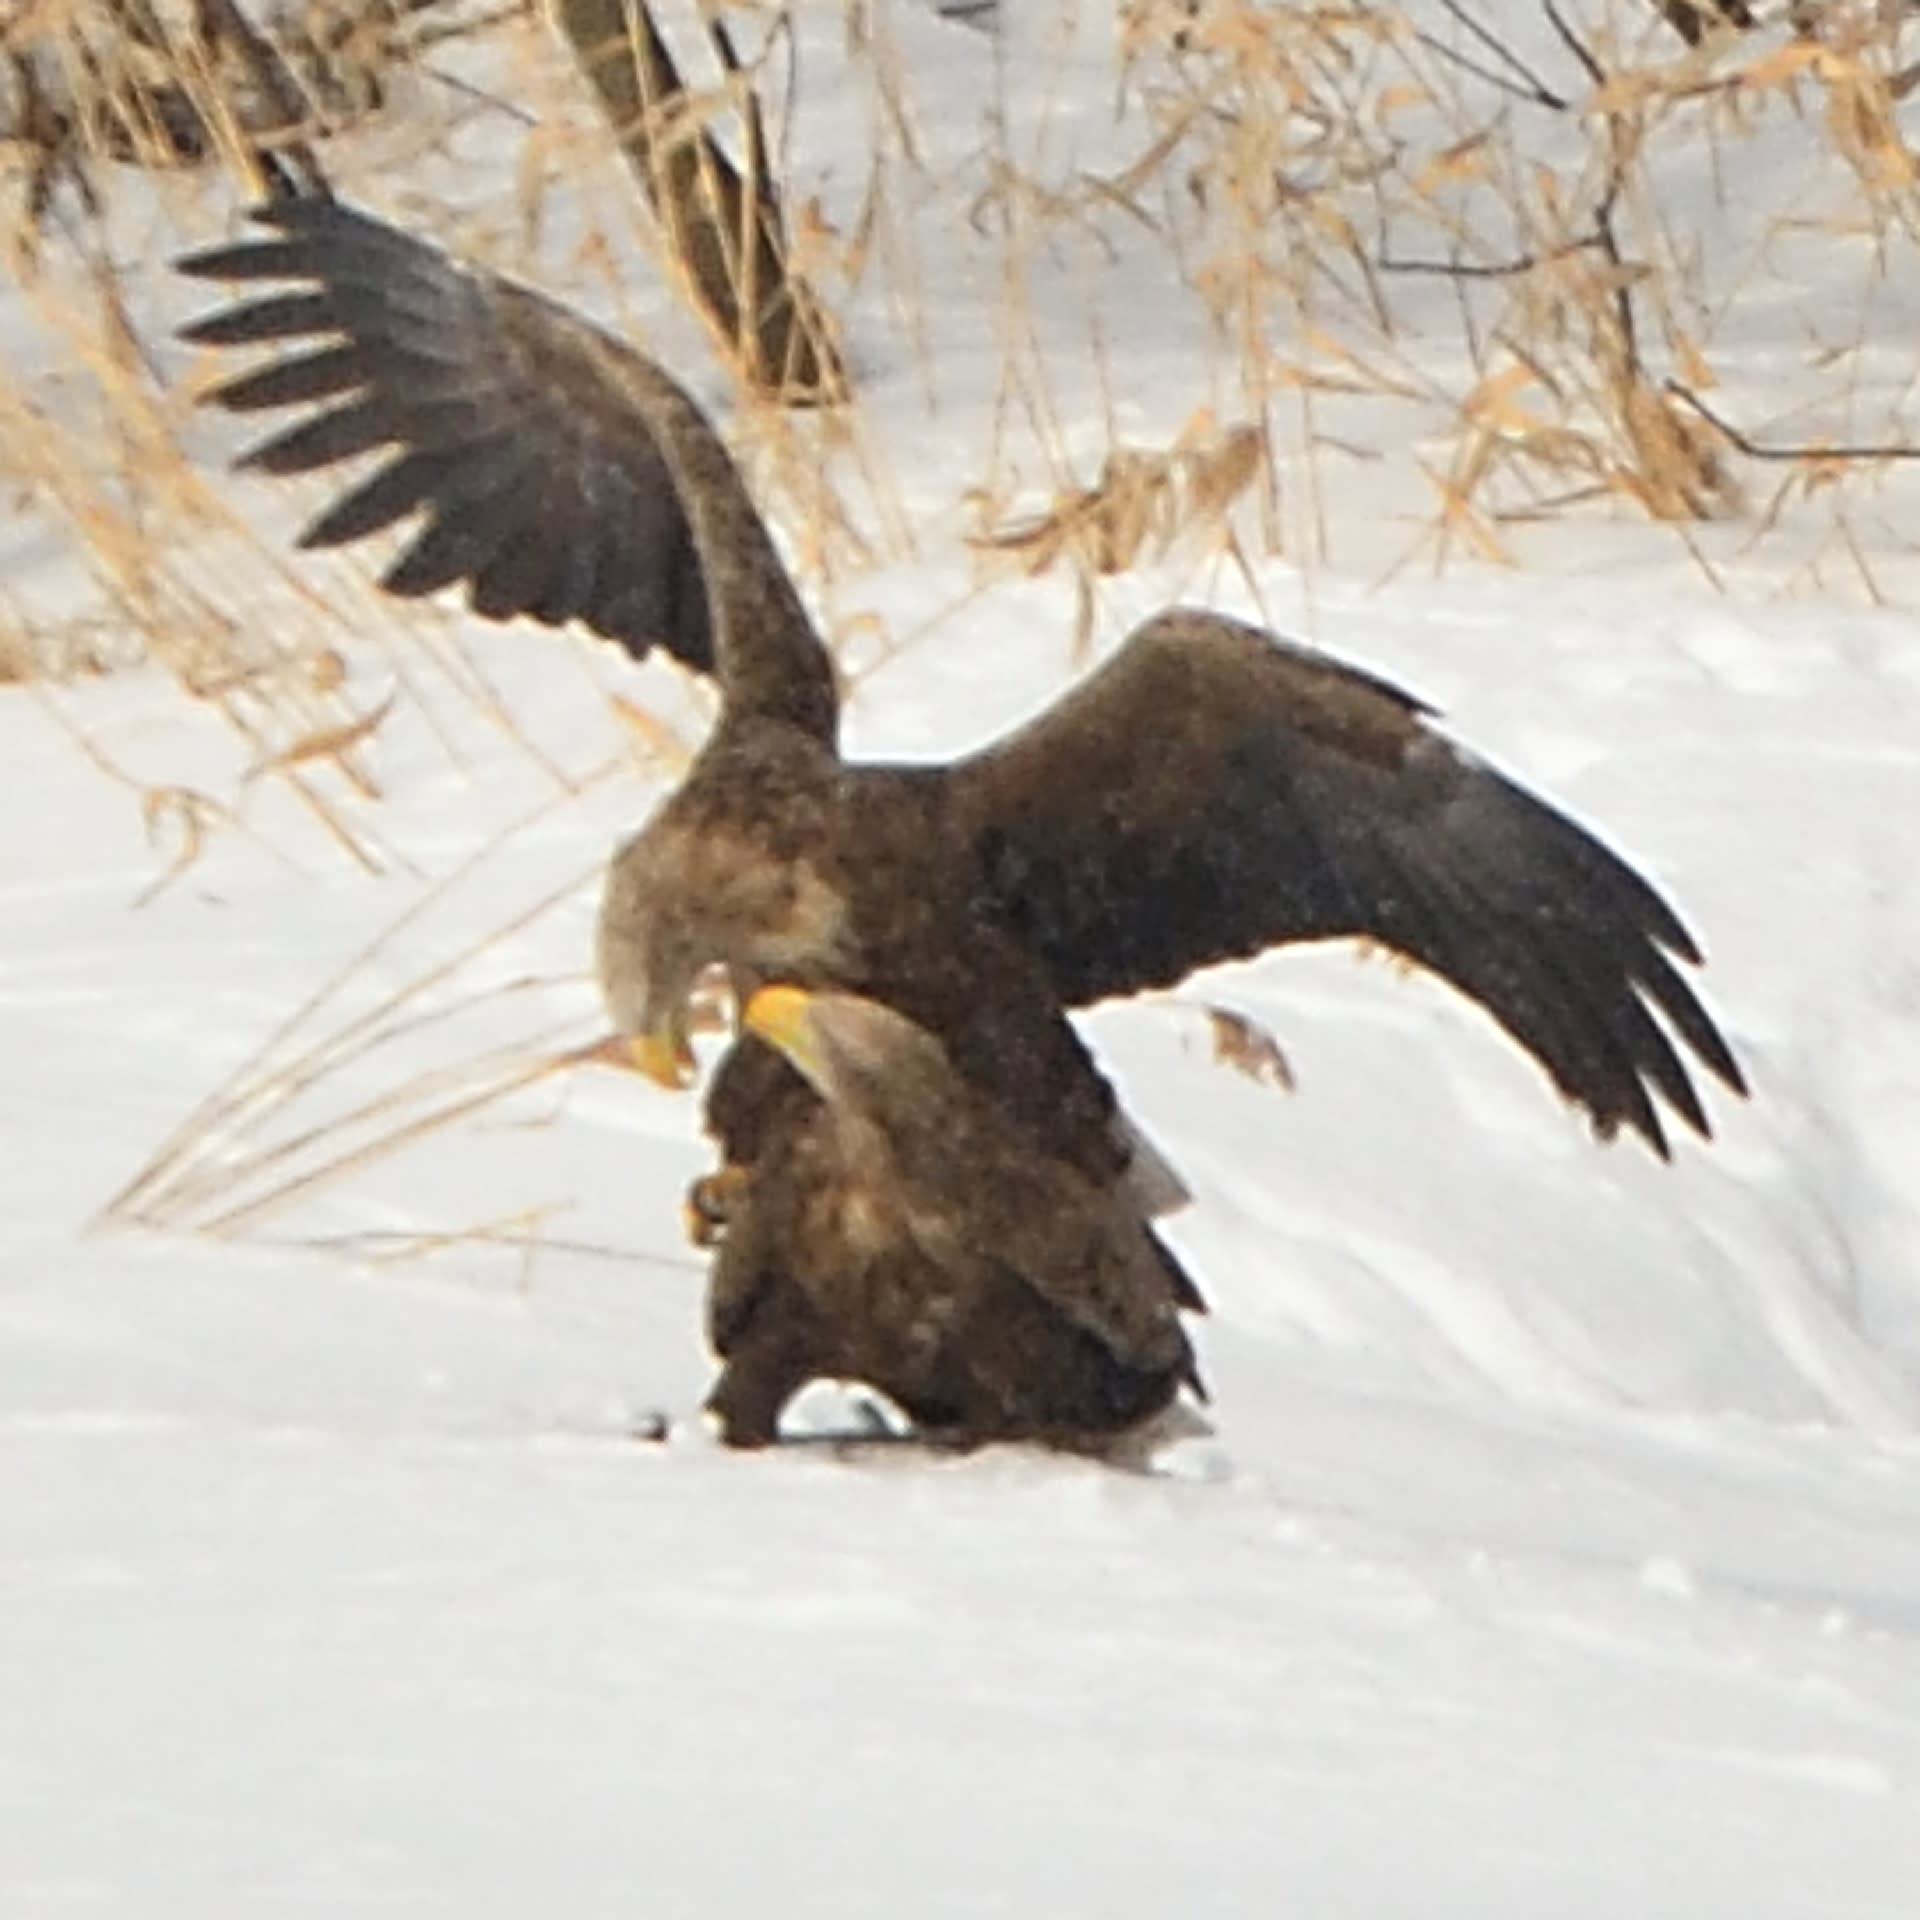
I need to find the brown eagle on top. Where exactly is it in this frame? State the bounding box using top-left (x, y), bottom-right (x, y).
top-left (177, 194), bottom-right (1746, 1445)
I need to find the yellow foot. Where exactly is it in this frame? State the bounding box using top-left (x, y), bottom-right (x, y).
top-left (683, 1165), bottom-right (750, 1249)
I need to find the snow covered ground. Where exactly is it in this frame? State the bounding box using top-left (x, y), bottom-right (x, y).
top-left (5, 2), bottom-right (1920, 1912)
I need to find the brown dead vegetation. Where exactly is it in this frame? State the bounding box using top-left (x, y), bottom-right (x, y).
top-left (6, 0), bottom-right (1919, 1242)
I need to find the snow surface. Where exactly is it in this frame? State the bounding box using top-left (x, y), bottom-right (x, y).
top-left (6, 2), bottom-right (1920, 1913)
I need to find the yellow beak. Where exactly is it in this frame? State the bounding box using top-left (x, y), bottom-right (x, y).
top-left (625, 1026), bottom-right (698, 1091)
top-left (740, 984), bottom-right (818, 1070)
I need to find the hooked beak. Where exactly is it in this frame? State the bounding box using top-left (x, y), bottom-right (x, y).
top-left (740, 984), bottom-right (820, 1077)
top-left (624, 1003), bottom-right (699, 1090)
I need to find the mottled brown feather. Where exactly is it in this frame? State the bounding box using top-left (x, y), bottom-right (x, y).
top-left (705, 991), bottom-right (1205, 1448)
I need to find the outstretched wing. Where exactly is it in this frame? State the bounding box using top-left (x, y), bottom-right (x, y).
top-left (176, 195), bottom-right (713, 674)
top-left (944, 609), bottom-right (1746, 1160)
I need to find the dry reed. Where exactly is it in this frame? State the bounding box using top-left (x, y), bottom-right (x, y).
top-left (9, 0), bottom-right (1915, 1260)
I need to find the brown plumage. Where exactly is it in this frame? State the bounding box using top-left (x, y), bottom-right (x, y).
top-left (709, 987), bottom-right (1206, 1448)
top-left (178, 195), bottom-right (1747, 1439)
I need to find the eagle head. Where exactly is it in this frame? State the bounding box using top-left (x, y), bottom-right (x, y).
top-left (596, 804), bottom-right (853, 1090)
top-left (741, 985), bottom-right (948, 1111)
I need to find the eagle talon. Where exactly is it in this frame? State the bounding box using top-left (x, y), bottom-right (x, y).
top-left (684, 1165), bottom-right (750, 1248)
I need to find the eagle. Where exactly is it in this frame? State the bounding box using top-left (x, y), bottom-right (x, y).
top-left (178, 195), bottom-right (1746, 1438)
top-left (711, 984), bottom-right (1207, 1448)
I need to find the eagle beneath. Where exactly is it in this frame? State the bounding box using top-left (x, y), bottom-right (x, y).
top-left (713, 985), bottom-right (1207, 1448)
top-left (178, 195), bottom-right (1746, 1441)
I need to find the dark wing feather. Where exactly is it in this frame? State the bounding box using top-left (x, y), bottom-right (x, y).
top-left (176, 196), bottom-right (712, 675)
top-left (944, 609), bottom-right (1746, 1159)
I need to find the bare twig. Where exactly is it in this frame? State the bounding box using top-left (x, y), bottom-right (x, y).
top-left (1538, 0), bottom-right (1604, 88)
top-left (1537, 0), bottom-right (1641, 368)
top-left (1421, 0), bottom-right (1569, 110)
top-left (1668, 384), bottom-right (1920, 462)
top-left (1379, 234), bottom-right (1605, 277)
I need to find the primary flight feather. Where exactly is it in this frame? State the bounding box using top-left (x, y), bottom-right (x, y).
top-left (178, 193), bottom-right (1746, 1440)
